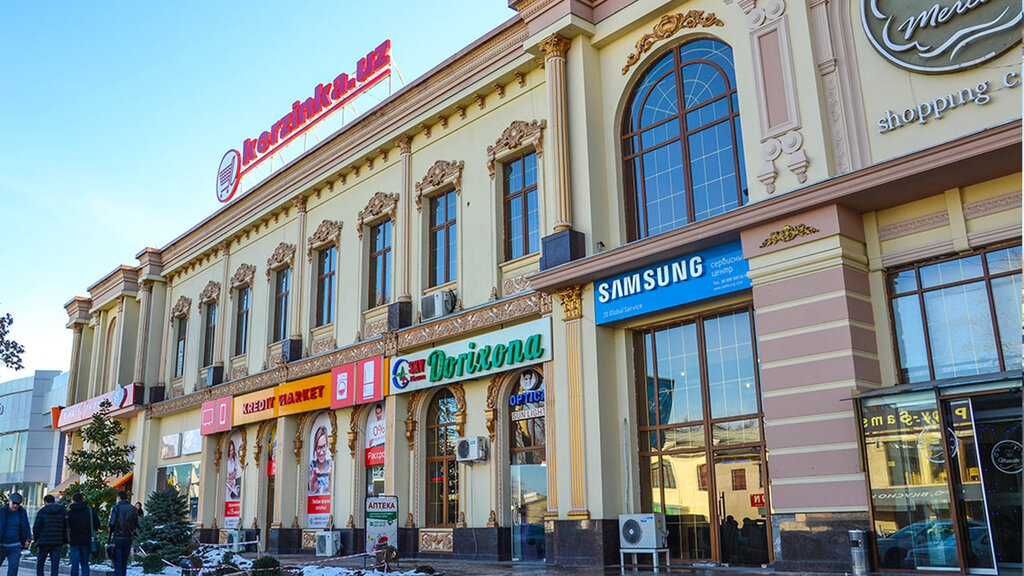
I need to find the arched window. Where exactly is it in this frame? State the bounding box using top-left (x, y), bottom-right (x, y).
top-left (425, 389), bottom-right (459, 527)
top-left (622, 38), bottom-right (747, 241)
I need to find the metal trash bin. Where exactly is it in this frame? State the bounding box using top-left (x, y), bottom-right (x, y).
top-left (849, 529), bottom-right (868, 576)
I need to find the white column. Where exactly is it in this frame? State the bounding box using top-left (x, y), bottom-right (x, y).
top-left (539, 34), bottom-right (573, 232)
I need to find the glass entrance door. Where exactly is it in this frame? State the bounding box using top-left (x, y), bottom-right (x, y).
top-left (510, 462), bottom-right (547, 561)
top-left (714, 447), bottom-right (768, 566)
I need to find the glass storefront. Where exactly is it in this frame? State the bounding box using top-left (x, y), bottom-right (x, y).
top-left (155, 462), bottom-right (201, 521)
top-left (509, 367), bottom-right (546, 561)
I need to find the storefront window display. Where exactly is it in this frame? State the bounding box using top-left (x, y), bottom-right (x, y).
top-left (366, 402), bottom-right (386, 497)
top-left (509, 368), bottom-right (546, 561)
top-left (223, 430), bottom-right (242, 529)
top-left (426, 389), bottom-right (459, 527)
top-left (155, 463), bottom-right (201, 521)
top-left (307, 412), bottom-right (332, 529)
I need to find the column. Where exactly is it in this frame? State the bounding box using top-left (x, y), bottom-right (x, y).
top-left (157, 281), bottom-right (174, 387)
top-left (216, 242), bottom-right (231, 368)
top-left (291, 197), bottom-right (307, 341)
top-left (87, 312), bottom-right (102, 398)
top-left (133, 281), bottom-right (153, 384)
top-left (556, 284), bottom-right (588, 519)
top-left (67, 324), bottom-right (85, 402)
top-left (395, 136), bottom-right (412, 302)
top-left (539, 34), bottom-right (573, 231)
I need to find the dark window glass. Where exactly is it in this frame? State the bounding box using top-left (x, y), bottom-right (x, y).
top-left (369, 220), bottom-right (392, 308)
top-left (888, 244), bottom-right (1021, 383)
top-left (503, 153), bottom-right (540, 261)
top-left (234, 286), bottom-right (250, 356)
top-left (426, 389), bottom-right (458, 526)
top-left (622, 39), bottom-right (747, 241)
top-left (202, 303), bottom-right (217, 368)
top-left (316, 246), bottom-right (336, 326)
top-left (174, 317), bottom-right (187, 378)
top-left (273, 268), bottom-right (290, 343)
top-left (429, 190), bottom-right (457, 287)
top-left (731, 468), bottom-right (746, 491)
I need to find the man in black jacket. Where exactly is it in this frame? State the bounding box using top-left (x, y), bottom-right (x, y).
top-left (32, 494), bottom-right (67, 576)
top-left (0, 493), bottom-right (31, 576)
top-left (108, 491), bottom-right (137, 576)
top-left (66, 493), bottom-right (100, 576)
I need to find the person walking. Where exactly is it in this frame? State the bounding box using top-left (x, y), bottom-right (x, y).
top-left (0, 493), bottom-right (31, 576)
top-left (32, 494), bottom-right (67, 576)
top-left (108, 491), bottom-right (137, 576)
top-left (66, 493), bottom-right (100, 576)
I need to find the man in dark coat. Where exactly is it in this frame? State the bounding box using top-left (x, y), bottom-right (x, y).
top-left (0, 493), bottom-right (31, 576)
top-left (108, 491), bottom-right (138, 576)
top-left (66, 492), bottom-right (100, 576)
top-left (32, 494), bottom-right (67, 576)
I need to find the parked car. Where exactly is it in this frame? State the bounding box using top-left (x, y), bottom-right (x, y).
top-left (877, 521), bottom-right (947, 568)
top-left (906, 525), bottom-right (992, 569)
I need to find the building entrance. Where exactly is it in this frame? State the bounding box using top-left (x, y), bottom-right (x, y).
top-left (509, 367), bottom-right (547, 562)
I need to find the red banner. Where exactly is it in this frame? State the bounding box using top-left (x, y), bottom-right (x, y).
top-left (308, 494), bottom-right (331, 515)
top-left (365, 443), bottom-right (385, 467)
top-left (224, 501), bottom-right (241, 517)
top-left (750, 493), bottom-right (766, 507)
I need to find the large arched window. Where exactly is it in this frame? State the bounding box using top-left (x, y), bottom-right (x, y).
top-left (425, 389), bottom-right (459, 527)
top-left (622, 38), bottom-right (747, 241)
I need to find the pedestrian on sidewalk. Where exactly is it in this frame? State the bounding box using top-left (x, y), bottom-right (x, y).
top-left (0, 493), bottom-right (30, 576)
top-left (108, 491), bottom-right (137, 576)
top-left (33, 494), bottom-right (67, 576)
top-left (66, 493), bottom-right (100, 576)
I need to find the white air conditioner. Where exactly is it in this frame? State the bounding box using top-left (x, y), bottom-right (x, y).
top-left (223, 530), bottom-right (243, 552)
top-left (315, 531), bottom-right (342, 557)
top-left (421, 290), bottom-right (456, 321)
top-left (618, 513), bottom-right (667, 550)
top-left (455, 436), bottom-right (488, 463)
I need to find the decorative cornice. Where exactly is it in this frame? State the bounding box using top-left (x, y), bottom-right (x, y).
top-left (306, 219), bottom-right (344, 261)
top-left (538, 34), bottom-right (571, 60)
top-left (197, 281), bottom-right (221, 307)
top-left (170, 295), bottom-right (192, 319)
top-left (622, 11), bottom-right (725, 75)
top-left (357, 192), bottom-right (400, 239)
top-left (265, 243), bottom-right (296, 279)
top-left (487, 120), bottom-right (546, 179)
top-left (414, 160), bottom-right (464, 211)
top-left (878, 211), bottom-right (950, 242)
top-left (759, 224), bottom-right (821, 248)
top-left (230, 263), bottom-right (256, 289)
top-left (963, 191), bottom-right (1022, 219)
top-left (556, 285), bottom-right (583, 321)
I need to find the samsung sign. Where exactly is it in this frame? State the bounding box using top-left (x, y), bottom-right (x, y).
top-left (594, 241), bottom-right (750, 325)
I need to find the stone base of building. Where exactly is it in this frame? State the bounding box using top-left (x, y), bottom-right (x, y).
top-left (196, 528), bottom-right (218, 544)
top-left (548, 518), bottom-right (619, 566)
top-left (408, 527), bottom-right (511, 562)
top-left (267, 528), bottom-right (305, 555)
top-left (337, 528), bottom-right (364, 555)
top-left (771, 511), bottom-right (870, 572)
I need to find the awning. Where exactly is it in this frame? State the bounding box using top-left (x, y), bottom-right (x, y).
top-left (850, 370), bottom-right (1021, 401)
top-left (50, 475), bottom-right (81, 494)
top-left (105, 472), bottom-right (133, 488)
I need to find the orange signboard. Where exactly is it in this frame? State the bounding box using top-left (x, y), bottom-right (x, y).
top-left (275, 373), bottom-right (331, 416)
top-left (232, 388), bottom-right (278, 425)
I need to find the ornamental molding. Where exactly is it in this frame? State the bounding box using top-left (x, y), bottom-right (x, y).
top-left (759, 224), bottom-right (821, 248)
top-left (557, 285), bottom-right (583, 322)
top-left (197, 281), bottom-right (221, 306)
top-left (537, 34), bottom-right (571, 60)
top-left (265, 243), bottom-right (296, 280)
top-left (326, 410), bottom-right (338, 459)
top-left (878, 211), bottom-right (950, 242)
top-left (230, 263), bottom-right (256, 289)
top-left (307, 219), bottom-right (344, 261)
top-left (364, 318), bottom-right (387, 340)
top-left (448, 382), bottom-right (467, 437)
top-left (963, 191), bottom-right (1022, 220)
top-left (414, 160), bottom-right (464, 211)
top-left (757, 130), bottom-right (808, 194)
top-left (487, 120), bottom-right (546, 179)
top-left (502, 273), bottom-right (533, 298)
top-left (622, 11), bottom-right (725, 75)
top-left (405, 389), bottom-right (427, 452)
top-left (170, 295), bottom-right (192, 319)
top-left (397, 291), bottom-right (551, 350)
top-left (312, 335), bottom-right (337, 355)
top-left (347, 404), bottom-right (364, 457)
top-left (253, 419), bottom-right (274, 468)
top-left (419, 528), bottom-right (454, 553)
top-left (745, 0), bottom-right (785, 30)
top-left (357, 192), bottom-right (400, 239)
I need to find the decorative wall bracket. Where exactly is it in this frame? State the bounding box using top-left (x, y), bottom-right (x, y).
top-left (758, 130), bottom-right (808, 194)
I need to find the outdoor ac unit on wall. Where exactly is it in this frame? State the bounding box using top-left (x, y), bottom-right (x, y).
top-left (315, 531), bottom-right (342, 557)
top-left (223, 530), bottom-right (243, 553)
top-left (420, 290), bottom-right (456, 321)
top-left (618, 513), bottom-right (667, 550)
top-left (456, 436), bottom-right (488, 463)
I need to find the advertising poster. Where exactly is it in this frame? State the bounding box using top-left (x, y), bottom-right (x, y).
top-left (366, 401), bottom-right (386, 467)
top-left (307, 412), bottom-right (332, 529)
top-left (365, 496), bottom-right (398, 552)
top-left (223, 429), bottom-right (242, 529)
top-left (161, 433), bottom-right (181, 459)
top-left (356, 356), bottom-right (384, 404)
top-left (331, 363), bottom-right (355, 409)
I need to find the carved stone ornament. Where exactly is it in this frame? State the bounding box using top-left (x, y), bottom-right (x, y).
top-left (758, 130), bottom-right (807, 194)
top-left (230, 263), bottom-right (256, 289)
top-left (405, 390), bottom-right (426, 450)
top-left (759, 224), bottom-right (821, 248)
top-left (265, 243), bottom-right (296, 280)
top-left (487, 509), bottom-right (498, 527)
top-left (746, 0), bottom-right (785, 30)
top-left (414, 160), bottom-right (464, 211)
top-left (419, 528), bottom-right (454, 553)
top-left (347, 514), bottom-right (355, 529)
top-left (348, 405), bottom-right (361, 457)
top-left (170, 295), bottom-right (192, 319)
top-left (502, 273), bottom-right (533, 298)
top-left (538, 34), bottom-right (571, 60)
top-left (307, 219), bottom-right (343, 261)
top-left (557, 284), bottom-right (583, 322)
top-left (487, 120), bottom-right (546, 179)
top-left (197, 281), bottom-right (221, 307)
top-left (312, 335), bottom-right (337, 355)
top-left (448, 383), bottom-right (467, 437)
top-left (356, 192), bottom-right (400, 239)
top-left (622, 11), bottom-right (725, 75)
top-left (254, 419), bottom-right (274, 468)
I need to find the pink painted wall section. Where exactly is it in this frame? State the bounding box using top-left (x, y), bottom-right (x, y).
top-left (758, 29), bottom-right (789, 130)
top-left (763, 386), bottom-right (859, 420)
top-left (742, 204), bottom-right (866, 257)
top-left (769, 447), bottom-right (864, 478)
top-left (760, 354), bottom-right (881, 392)
top-left (764, 415), bottom-right (860, 450)
top-left (756, 294), bottom-right (874, 335)
top-left (751, 265), bottom-right (871, 308)
top-left (758, 324), bottom-right (877, 363)
top-left (770, 480), bottom-right (868, 509)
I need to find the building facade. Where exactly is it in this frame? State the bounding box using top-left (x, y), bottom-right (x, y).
top-left (59, 0), bottom-right (1021, 572)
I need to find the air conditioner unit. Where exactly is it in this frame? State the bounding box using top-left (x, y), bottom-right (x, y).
top-left (456, 436), bottom-right (488, 463)
top-left (420, 290), bottom-right (456, 321)
top-left (315, 531), bottom-right (342, 557)
top-left (223, 530), bottom-right (243, 553)
top-left (618, 513), bottom-right (667, 550)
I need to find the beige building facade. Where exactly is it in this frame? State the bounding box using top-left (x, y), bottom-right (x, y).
top-left (59, 0), bottom-right (1020, 571)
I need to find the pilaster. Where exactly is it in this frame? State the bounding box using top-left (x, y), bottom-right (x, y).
top-left (556, 284), bottom-right (588, 519)
top-left (133, 281), bottom-right (153, 383)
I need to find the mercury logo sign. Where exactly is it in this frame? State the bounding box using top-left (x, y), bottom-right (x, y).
top-left (861, 0), bottom-right (1022, 73)
top-left (216, 40), bottom-right (393, 203)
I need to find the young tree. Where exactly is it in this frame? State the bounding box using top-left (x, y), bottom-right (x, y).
top-left (0, 312), bottom-right (25, 370)
top-left (135, 489), bottom-right (193, 562)
top-left (64, 400), bottom-right (134, 541)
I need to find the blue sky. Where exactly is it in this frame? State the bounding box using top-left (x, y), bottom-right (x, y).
top-left (0, 1), bottom-right (517, 382)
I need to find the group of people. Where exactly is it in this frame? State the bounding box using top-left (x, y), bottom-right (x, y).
top-left (0, 491), bottom-right (141, 576)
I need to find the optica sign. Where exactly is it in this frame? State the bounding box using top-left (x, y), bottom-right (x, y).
top-left (216, 40), bottom-right (393, 203)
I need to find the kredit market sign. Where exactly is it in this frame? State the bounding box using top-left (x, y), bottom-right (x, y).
top-left (861, 0), bottom-right (1022, 74)
top-left (216, 40), bottom-right (393, 203)
top-left (389, 318), bottom-right (552, 394)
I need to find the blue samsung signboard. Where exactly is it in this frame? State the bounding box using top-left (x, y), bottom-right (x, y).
top-left (594, 241), bottom-right (750, 325)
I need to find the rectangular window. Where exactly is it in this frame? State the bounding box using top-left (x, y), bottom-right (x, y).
top-left (174, 317), bottom-right (187, 378)
top-left (273, 268), bottom-right (290, 343)
top-left (429, 190), bottom-right (457, 287)
top-left (234, 286), bottom-right (250, 356)
top-left (731, 468), bottom-right (746, 491)
top-left (888, 244), bottom-right (1021, 383)
top-left (503, 153), bottom-right (540, 261)
top-left (316, 245), bottom-right (336, 326)
top-left (202, 303), bottom-right (217, 368)
top-left (368, 220), bottom-right (392, 308)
